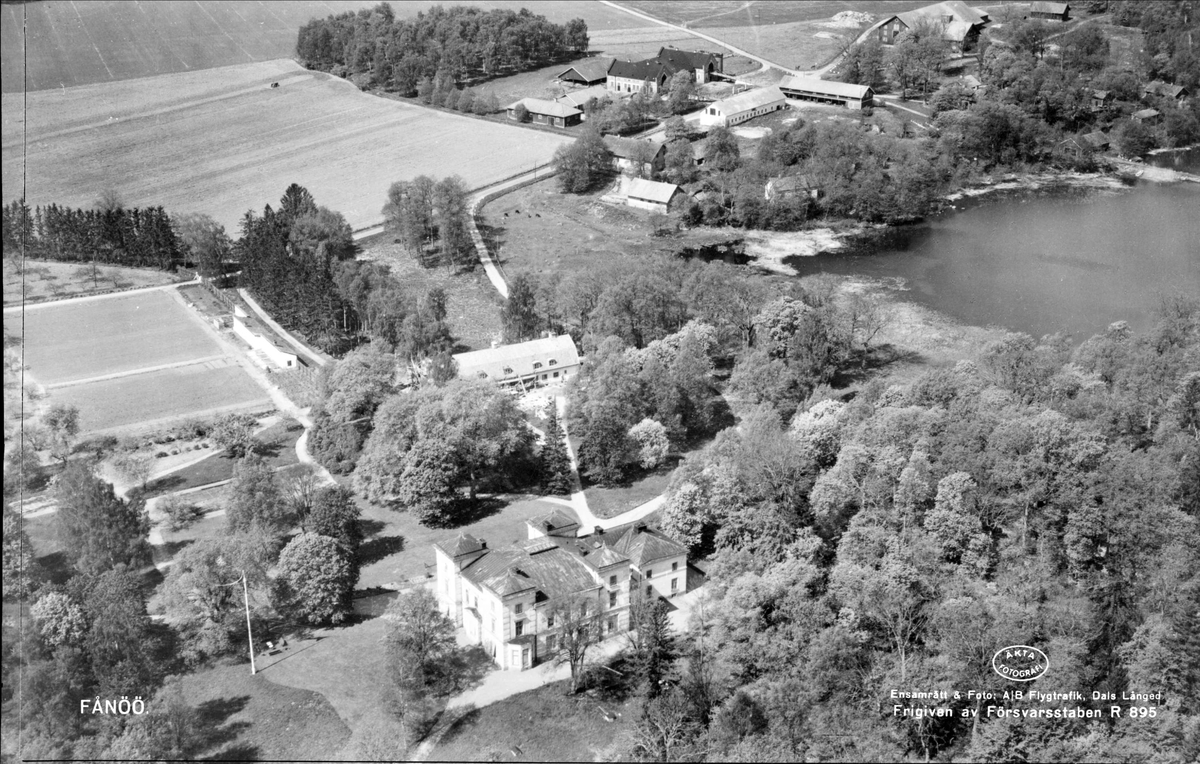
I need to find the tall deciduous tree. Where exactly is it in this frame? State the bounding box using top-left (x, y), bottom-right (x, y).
top-left (555, 129), bottom-right (614, 193)
top-left (55, 463), bottom-right (149, 575)
top-left (43, 404), bottom-right (80, 466)
top-left (226, 454), bottom-right (290, 536)
top-left (274, 532), bottom-right (356, 625)
top-left (549, 597), bottom-right (600, 693)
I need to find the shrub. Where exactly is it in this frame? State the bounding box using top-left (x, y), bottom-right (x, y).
top-left (161, 495), bottom-right (205, 531)
top-left (155, 451), bottom-right (168, 458)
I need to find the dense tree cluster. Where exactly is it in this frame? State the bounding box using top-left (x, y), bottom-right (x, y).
top-left (381, 175), bottom-right (473, 269)
top-left (237, 184), bottom-right (358, 352)
top-left (2, 199), bottom-right (181, 271)
top-left (634, 300), bottom-right (1200, 762)
top-left (296, 3), bottom-right (588, 92)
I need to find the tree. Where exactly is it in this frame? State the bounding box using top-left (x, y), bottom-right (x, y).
top-left (76, 566), bottom-right (164, 697)
top-left (549, 597), bottom-right (600, 693)
top-left (540, 402), bottom-right (575, 495)
top-left (565, 18), bottom-right (589, 53)
top-left (663, 140), bottom-right (698, 185)
top-left (555, 129), bottom-right (614, 193)
top-left (210, 413), bottom-right (257, 458)
top-left (705, 126), bottom-right (741, 173)
top-left (3, 501), bottom-right (41, 600)
top-left (629, 418), bottom-right (670, 469)
top-left (628, 595), bottom-right (678, 699)
top-left (55, 463), bottom-right (150, 575)
top-left (513, 102), bottom-right (530, 123)
top-left (111, 451), bottom-right (152, 491)
top-left (631, 688), bottom-right (701, 761)
top-left (307, 485), bottom-right (364, 557)
top-left (501, 273), bottom-right (541, 343)
top-left (384, 588), bottom-right (468, 742)
top-left (31, 591), bottom-right (88, 649)
top-left (666, 69), bottom-right (696, 114)
top-left (710, 691), bottom-right (768, 750)
top-left (576, 404), bottom-right (637, 485)
top-left (274, 532), bottom-right (356, 625)
top-left (43, 404), bottom-right (80, 466)
top-left (94, 188), bottom-right (124, 213)
top-left (174, 213), bottom-right (231, 281)
top-left (160, 494), bottom-right (204, 532)
top-left (663, 116), bottom-right (691, 143)
top-left (226, 454), bottom-right (290, 535)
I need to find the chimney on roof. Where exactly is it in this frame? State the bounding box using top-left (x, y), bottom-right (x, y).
top-left (635, 522), bottom-right (648, 533)
top-left (594, 525), bottom-right (603, 537)
top-left (479, 539), bottom-right (487, 549)
top-left (545, 520), bottom-right (554, 531)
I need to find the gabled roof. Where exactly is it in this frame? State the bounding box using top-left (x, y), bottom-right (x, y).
top-left (529, 507), bottom-right (581, 537)
top-left (1091, 89), bottom-right (1111, 100)
top-left (627, 178), bottom-right (681, 204)
top-left (556, 58), bottom-right (612, 83)
top-left (655, 47), bottom-right (722, 73)
top-left (779, 74), bottom-right (873, 100)
top-left (768, 174), bottom-right (816, 193)
top-left (1082, 130), bottom-right (1109, 148)
top-left (557, 84), bottom-right (610, 109)
top-left (1144, 81), bottom-right (1188, 99)
top-left (1029, 1), bottom-right (1069, 14)
top-left (603, 135), bottom-right (665, 160)
top-left (895, 2), bottom-right (989, 42)
top-left (507, 97), bottom-right (582, 119)
top-left (609, 58), bottom-right (669, 81)
top-left (591, 522), bottom-right (687, 568)
top-left (435, 532), bottom-right (485, 557)
top-left (1133, 108), bottom-right (1161, 119)
top-left (710, 86), bottom-right (786, 115)
top-left (453, 335), bottom-right (580, 383)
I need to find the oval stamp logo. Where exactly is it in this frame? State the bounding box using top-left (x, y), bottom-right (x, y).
top-left (992, 645), bottom-right (1049, 682)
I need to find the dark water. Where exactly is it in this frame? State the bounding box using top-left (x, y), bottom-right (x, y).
top-left (787, 153), bottom-right (1200, 340)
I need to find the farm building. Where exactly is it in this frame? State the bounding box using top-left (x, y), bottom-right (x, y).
top-left (607, 59), bottom-right (671, 95)
top-left (555, 58), bottom-right (612, 86)
top-left (700, 86), bottom-right (787, 126)
top-left (874, 2), bottom-right (990, 53)
top-left (1027, 2), bottom-right (1069, 21)
top-left (556, 84), bottom-right (610, 112)
top-left (435, 515), bottom-right (687, 670)
top-left (654, 46), bottom-right (725, 84)
top-left (626, 178), bottom-right (683, 212)
top-left (453, 334), bottom-right (580, 388)
top-left (1132, 108), bottom-right (1162, 125)
top-left (1090, 89), bottom-right (1114, 112)
top-left (778, 75), bottom-right (874, 109)
top-left (765, 174), bottom-right (819, 202)
top-left (604, 136), bottom-right (666, 176)
top-left (232, 313), bottom-right (299, 369)
top-left (1143, 81), bottom-right (1189, 104)
top-left (506, 98), bottom-right (582, 128)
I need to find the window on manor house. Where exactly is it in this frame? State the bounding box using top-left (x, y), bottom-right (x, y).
top-left (671, 577), bottom-right (678, 592)
top-left (515, 620), bottom-right (524, 636)
top-left (646, 585), bottom-right (653, 597)
top-left (547, 613), bottom-right (555, 628)
top-left (515, 603), bottom-right (523, 614)
top-left (609, 591), bottom-right (617, 607)
top-left (646, 569), bottom-right (652, 578)
top-left (672, 562), bottom-right (678, 572)
top-left (609, 575), bottom-right (617, 586)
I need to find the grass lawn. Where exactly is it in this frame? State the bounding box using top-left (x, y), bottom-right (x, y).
top-left (432, 673), bottom-right (638, 762)
top-left (361, 239), bottom-right (504, 352)
top-left (145, 417), bottom-right (302, 496)
top-left (180, 660), bottom-right (350, 762)
top-left (584, 460), bottom-right (677, 520)
top-left (3, 259), bottom-right (184, 306)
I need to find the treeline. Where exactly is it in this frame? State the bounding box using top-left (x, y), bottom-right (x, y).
top-left (236, 184), bottom-right (357, 352)
top-left (624, 299), bottom-right (1200, 762)
top-left (296, 3), bottom-right (588, 92)
top-left (1, 200), bottom-right (181, 271)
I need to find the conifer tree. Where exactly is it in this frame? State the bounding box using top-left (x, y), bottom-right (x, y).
top-left (541, 402), bottom-right (574, 495)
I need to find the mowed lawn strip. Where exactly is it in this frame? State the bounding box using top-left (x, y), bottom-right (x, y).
top-left (20, 289), bottom-right (221, 384)
top-left (52, 362), bottom-right (270, 434)
top-left (3, 60), bottom-right (574, 232)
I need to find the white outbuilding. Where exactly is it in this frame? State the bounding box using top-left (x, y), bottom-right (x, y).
top-left (700, 86), bottom-right (787, 127)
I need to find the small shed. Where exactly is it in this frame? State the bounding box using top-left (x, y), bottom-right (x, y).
top-left (1090, 89), bottom-right (1113, 112)
top-left (506, 98), bottom-right (582, 128)
top-left (555, 59), bottom-right (612, 87)
top-left (1027, 2), bottom-right (1069, 21)
top-left (1132, 108), bottom-right (1161, 125)
top-left (626, 178), bottom-right (682, 212)
top-left (765, 174), bottom-right (819, 202)
top-left (700, 86), bottom-right (787, 126)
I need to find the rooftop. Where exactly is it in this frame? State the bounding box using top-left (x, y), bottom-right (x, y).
top-left (603, 135), bottom-right (664, 160)
top-left (1029, 1), bottom-right (1069, 13)
top-left (608, 58), bottom-right (669, 82)
top-left (507, 97), bottom-right (582, 119)
top-left (895, 2), bottom-right (989, 42)
top-left (557, 84), bottom-right (610, 109)
top-left (654, 46), bottom-right (722, 73)
top-left (453, 335), bottom-right (580, 383)
top-left (778, 75), bottom-right (873, 100)
top-left (556, 58), bottom-right (612, 82)
top-left (710, 85), bottom-right (786, 114)
top-left (627, 178), bottom-right (681, 204)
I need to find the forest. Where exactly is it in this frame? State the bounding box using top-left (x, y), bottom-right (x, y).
top-left (1, 200), bottom-right (182, 272)
top-left (295, 3), bottom-right (589, 93)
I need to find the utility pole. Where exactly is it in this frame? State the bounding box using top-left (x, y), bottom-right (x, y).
top-left (242, 571), bottom-right (257, 675)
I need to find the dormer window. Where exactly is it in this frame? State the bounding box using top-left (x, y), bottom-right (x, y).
top-left (548, 359), bottom-right (557, 366)
top-left (533, 362), bottom-right (543, 369)
top-left (503, 366), bottom-right (513, 374)
top-left (477, 372), bottom-right (488, 379)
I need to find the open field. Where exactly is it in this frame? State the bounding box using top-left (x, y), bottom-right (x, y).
top-left (2, 59), bottom-right (573, 232)
top-left (622, 0), bottom-right (932, 27)
top-left (1, 0), bottom-right (660, 94)
top-left (19, 289), bottom-right (221, 384)
top-left (2, 260), bottom-right (185, 306)
top-left (50, 359), bottom-right (271, 434)
top-left (18, 289), bottom-right (271, 433)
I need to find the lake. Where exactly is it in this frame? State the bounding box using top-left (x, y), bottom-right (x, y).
top-left (788, 153), bottom-right (1200, 340)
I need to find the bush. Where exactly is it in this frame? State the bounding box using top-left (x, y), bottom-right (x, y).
top-left (161, 495), bottom-right (205, 531)
top-left (155, 451), bottom-right (168, 459)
